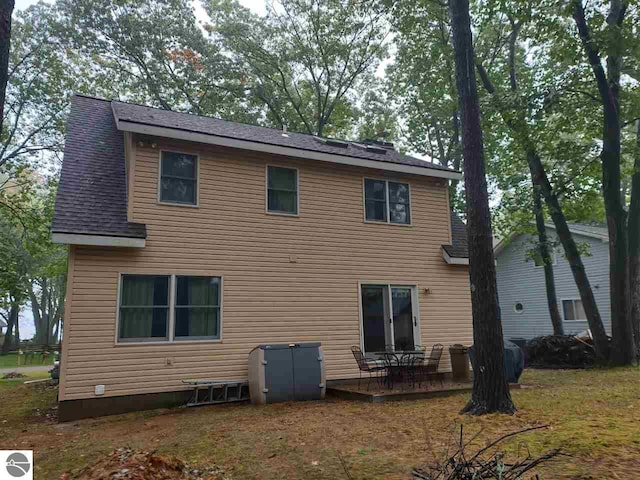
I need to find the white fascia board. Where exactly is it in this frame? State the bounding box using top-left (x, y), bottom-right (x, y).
top-left (494, 235), bottom-right (515, 256)
top-left (443, 248), bottom-right (469, 265)
top-left (115, 120), bottom-right (463, 181)
top-left (544, 223), bottom-right (608, 242)
top-left (495, 224), bottom-right (609, 257)
top-left (52, 233), bottom-right (145, 248)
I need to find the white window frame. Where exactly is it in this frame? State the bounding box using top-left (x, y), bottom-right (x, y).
top-left (115, 273), bottom-right (223, 345)
top-left (534, 246), bottom-right (557, 268)
top-left (357, 281), bottom-right (421, 354)
top-left (116, 273), bottom-right (172, 343)
top-left (265, 164), bottom-right (300, 217)
top-left (362, 177), bottom-right (412, 226)
top-left (561, 298), bottom-right (586, 322)
top-left (157, 150), bottom-right (200, 208)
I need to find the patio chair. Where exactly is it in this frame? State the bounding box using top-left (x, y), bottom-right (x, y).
top-left (417, 344), bottom-right (444, 387)
top-left (405, 345), bottom-right (427, 388)
top-left (351, 346), bottom-right (387, 391)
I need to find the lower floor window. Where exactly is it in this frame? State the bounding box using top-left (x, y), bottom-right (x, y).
top-left (175, 276), bottom-right (221, 339)
top-left (562, 299), bottom-right (585, 321)
top-left (118, 274), bottom-right (222, 342)
top-left (118, 275), bottom-right (170, 340)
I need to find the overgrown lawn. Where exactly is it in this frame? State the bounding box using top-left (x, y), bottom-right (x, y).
top-left (0, 368), bottom-right (638, 479)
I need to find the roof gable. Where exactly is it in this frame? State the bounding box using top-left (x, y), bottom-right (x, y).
top-left (494, 223), bottom-right (608, 257)
top-left (52, 96), bottom-right (145, 239)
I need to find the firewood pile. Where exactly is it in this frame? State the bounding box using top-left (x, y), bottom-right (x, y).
top-left (412, 425), bottom-right (561, 480)
top-left (524, 335), bottom-right (598, 368)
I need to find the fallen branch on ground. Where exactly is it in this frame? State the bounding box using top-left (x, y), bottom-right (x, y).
top-left (412, 424), bottom-right (562, 479)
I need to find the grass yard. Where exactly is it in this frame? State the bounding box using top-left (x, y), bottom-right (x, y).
top-left (1, 368), bottom-right (639, 479)
top-left (0, 351), bottom-right (56, 368)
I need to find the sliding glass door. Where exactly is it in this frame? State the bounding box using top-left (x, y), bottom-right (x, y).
top-left (360, 284), bottom-right (419, 353)
top-left (361, 286), bottom-right (390, 352)
top-left (391, 287), bottom-right (415, 351)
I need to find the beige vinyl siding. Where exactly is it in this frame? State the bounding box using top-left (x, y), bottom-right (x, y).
top-left (60, 139), bottom-right (472, 401)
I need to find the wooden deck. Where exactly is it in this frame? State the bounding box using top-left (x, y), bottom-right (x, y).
top-left (326, 376), bottom-right (474, 403)
top-left (327, 376), bottom-right (523, 403)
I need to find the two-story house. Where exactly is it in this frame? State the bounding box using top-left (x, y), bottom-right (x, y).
top-left (495, 224), bottom-right (611, 340)
top-left (52, 95), bottom-right (471, 420)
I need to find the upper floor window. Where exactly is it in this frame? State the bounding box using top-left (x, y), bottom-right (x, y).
top-left (160, 151), bottom-right (197, 205)
top-left (364, 178), bottom-right (411, 225)
top-left (267, 166), bottom-right (298, 215)
top-left (118, 274), bottom-right (221, 342)
top-left (562, 299), bottom-right (586, 321)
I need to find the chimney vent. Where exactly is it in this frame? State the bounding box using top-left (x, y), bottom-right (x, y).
top-left (362, 138), bottom-right (394, 150)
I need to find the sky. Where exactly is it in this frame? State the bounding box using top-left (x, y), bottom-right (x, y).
top-left (5, 0), bottom-right (35, 337)
top-left (15, 0), bottom-right (267, 15)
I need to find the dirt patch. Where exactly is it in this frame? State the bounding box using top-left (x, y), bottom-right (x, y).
top-left (28, 404), bottom-right (58, 423)
top-left (21, 381), bottom-right (59, 424)
top-left (32, 379), bottom-right (58, 391)
top-left (62, 448), bottom-right (230, 480)
top-left (2, 372), bottom-right (26, 379)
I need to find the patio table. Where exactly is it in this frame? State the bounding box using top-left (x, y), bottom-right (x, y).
top-left (372, 350), bottom-right (425, 389)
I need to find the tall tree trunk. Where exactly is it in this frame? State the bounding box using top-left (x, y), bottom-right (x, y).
top-left (527, 149), bottom-right (610, 357)
top-left (0, 0), bottom-right (13, 134)
top-left (474, 62), bottom-right (610, 360)
top-left (573, 0), bottom-right (633, 365)
top-left (0, 302), bottom-right (18, 355)
top-left (449, 0), bottom-right (515, 415)
top-left (629, 120), bottom-right (640, 359)
top-left (533, 185), bottom-right (564, 335)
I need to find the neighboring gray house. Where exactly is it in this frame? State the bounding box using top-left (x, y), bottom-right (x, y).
top-left (0, 317), bottom-right (6, 345)
top-left (495, 224), bottom-right (611, 340)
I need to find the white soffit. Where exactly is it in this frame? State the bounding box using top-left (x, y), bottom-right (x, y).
top-left (52, 233), bottom-right (145, 248)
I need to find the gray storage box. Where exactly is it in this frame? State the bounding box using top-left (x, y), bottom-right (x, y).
top-left (248, 343), bottom-right (326, 404)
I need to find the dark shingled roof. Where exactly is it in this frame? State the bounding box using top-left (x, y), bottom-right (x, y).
top-left (442, 212), bottom-right (468, 258)
top-left (52, 96), bottom-right (146, 238)
top-left (53, 95), bottom-right (461, 240)
top-left (111, 101), bottom-right (458, 174)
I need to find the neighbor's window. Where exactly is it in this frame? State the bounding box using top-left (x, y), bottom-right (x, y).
top-left (562, 299), bottom-right (586, 321)
top-left (533, 246), bottom-right (557, 267)
top-left (118, 275), bottom-right (170, 341)
top-left (364, 179), bottom-right (411, 225)
top-left (174, 276), bottom-right (221, 339)
top-left (160, 151), bottom-right (197, 205)
top-left (267, 166), bottom-right (298, 214)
